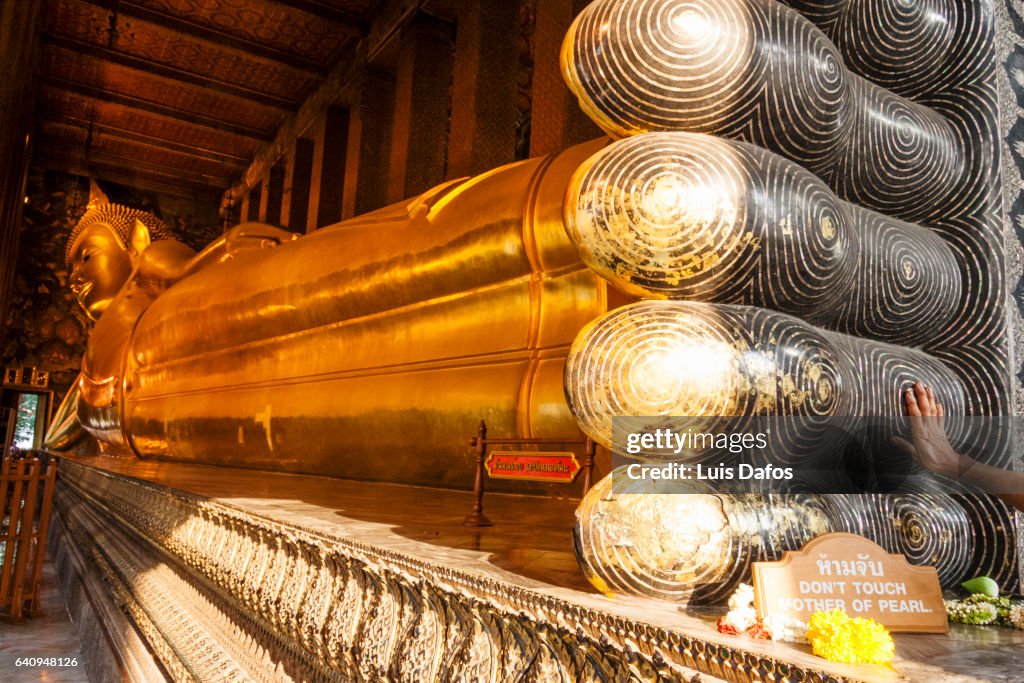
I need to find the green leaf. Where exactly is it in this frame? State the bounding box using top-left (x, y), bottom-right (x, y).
top-left (962, 576), bottom-right (1000, 597)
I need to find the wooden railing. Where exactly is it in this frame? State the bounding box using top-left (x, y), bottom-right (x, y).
top-left (1, 455), bottom-right (57, 619)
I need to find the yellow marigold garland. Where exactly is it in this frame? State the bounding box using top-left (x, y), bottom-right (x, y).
top-left (805, 610), bottom-right (895, 665)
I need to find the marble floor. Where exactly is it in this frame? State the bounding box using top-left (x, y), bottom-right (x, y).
top-left (0, 561), bottom-right (87, 682)
top-left (57, 454), bottom-right (1024, 682)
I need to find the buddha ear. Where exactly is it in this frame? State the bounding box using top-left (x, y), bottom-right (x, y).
top-left (128, 219), bottom-right (152, 256)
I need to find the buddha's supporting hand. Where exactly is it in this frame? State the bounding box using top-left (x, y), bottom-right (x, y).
top-left (43, 375), bottom-right (91, 451)
top-left (177, 223), bottom-right (299, 280)
top-left (223, 223), bottom-right (299, 254)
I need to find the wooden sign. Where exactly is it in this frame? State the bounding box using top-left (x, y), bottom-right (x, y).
top-left (753, 532), bottom-right (947, 633)
top-left (485, 451), bottom-right (581, 483)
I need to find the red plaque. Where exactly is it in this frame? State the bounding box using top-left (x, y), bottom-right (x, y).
top-left (485, 451), bottom-right (581, 483)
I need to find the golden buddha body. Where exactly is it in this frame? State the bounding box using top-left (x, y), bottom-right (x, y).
top-left (47, 140), bottom-right (618, 490)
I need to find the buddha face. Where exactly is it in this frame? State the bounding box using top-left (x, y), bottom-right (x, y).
top-left (67, 223), bottom-right (134, 321)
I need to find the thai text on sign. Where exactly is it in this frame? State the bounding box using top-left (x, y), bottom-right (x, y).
top-left (752, 532), bottom-right (947, 633)
top-left (485, 451), bottom-right (581, 483)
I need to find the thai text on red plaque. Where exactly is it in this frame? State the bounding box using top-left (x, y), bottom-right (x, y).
top-left (485, 451), bottom-right (581, 483)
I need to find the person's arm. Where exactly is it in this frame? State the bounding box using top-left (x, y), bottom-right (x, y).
top-left (893, 382), bottom-right (1024, 511)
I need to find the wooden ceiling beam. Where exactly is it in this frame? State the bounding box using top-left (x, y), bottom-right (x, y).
top-left (33, 153), bottom-right (225, 200)
top-left (40, 115), bottom-right (249, 169)
top-left (267, 0), bottom-right (368, 27)
top-left (45, 79), bottom-right (275, 141)
top-left (80, 0), bottom-right (326, 75)
top-left (35, 143), bottom-right (231, 187)
top-left (44, 35), bottom-right (298, 111)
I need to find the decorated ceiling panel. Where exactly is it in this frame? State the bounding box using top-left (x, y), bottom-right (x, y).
top-left (43, 46), bottom-right (285, 133)
top-left (39, 121), bottom-right (243, 183)
top-left (47, 0), bottom-right (316, 101)
top-left (128, 0), bottom-right (360, 65)
top-left (35, 0), bottom-right (386, 197)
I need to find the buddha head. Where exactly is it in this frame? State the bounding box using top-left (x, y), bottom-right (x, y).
top-left (65, 203), bottom-right (173, 321)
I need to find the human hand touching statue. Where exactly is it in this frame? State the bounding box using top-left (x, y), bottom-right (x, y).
top-left (891, 382), bottom-right (974, 478)
top-left (892, 382), bottom-right (1024, 512)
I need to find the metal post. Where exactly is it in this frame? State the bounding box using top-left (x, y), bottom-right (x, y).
top-left (463, 420), bottom-right (493, 527)
top-left (582, 437), bottom-right (595, 492)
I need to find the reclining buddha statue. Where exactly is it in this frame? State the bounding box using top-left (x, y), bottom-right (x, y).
top-left (44, 0), bottom-right (1014, 601)
top-left (46, 125), bottom-right (972, 491)
top-left (44, 140), bottom-right (623, 490)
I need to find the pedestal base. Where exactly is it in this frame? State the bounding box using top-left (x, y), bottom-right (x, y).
top-left (49, 455), bottom-right (1024, 682)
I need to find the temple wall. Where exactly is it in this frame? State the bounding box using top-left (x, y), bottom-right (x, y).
top-left (234, 0), bottom-right (602, 232)
top-left (998, 0), bottom-right (1024, 592)
top-left (999, 0), bottom-right (1024, 418)
top-left (0, 0), bottom-right (43, 343)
